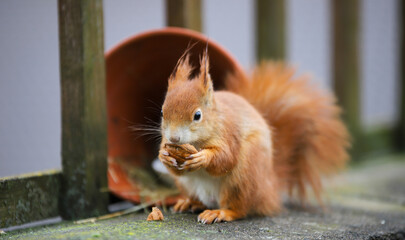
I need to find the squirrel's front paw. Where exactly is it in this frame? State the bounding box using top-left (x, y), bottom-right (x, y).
top-left (159, 149), bottom-right (178, 169)
top-left (178, 150), bottom-right (210, 172)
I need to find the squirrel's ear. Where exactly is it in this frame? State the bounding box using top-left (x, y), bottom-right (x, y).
top-left (168, 54), bottom-right (192, 89)
top-left (199, 51), bottom-right (213, 93)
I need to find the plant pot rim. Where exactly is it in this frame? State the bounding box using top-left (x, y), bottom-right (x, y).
top-left (105, 27), bottom-right (245, 77)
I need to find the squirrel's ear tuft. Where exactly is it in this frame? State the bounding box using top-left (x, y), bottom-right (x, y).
top-left (199, 49), bottom-right (213, 93)
top-left (198, 49), bottom-right (214, 105)
top-left (168, 53), bottom-right (193, 89)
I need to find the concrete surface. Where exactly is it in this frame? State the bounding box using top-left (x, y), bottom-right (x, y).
top-left (2, 155), bottom-right (405, 239)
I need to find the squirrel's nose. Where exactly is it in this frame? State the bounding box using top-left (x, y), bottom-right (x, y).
top-left (169, 136), bottom-right (180, 143)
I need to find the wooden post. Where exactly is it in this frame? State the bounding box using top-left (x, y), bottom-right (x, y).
top-left (332, 0), bottom-right (361, 155)
top-left (396, 0), bottom-right (405, 150)
top-left (58, 0), bottom-right (108, 219)
top-left (166, 0), bottom-right (202, 32)
top-left (256, 0), bottom-right (286, 61)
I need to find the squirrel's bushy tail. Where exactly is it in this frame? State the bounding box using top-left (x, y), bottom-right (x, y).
top-left (226, 62), bottom-right (350, 203)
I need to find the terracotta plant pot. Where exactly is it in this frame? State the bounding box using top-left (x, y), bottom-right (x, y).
top-left (106, 27), bottom-right (245, 204)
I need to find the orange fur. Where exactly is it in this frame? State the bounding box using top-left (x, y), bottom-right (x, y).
top-left (158, 54), bottom-right (350, 224)
top-left (226, 62), bottom-right (351, 203)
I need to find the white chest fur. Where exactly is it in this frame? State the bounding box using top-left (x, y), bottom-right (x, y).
top-left (178, 170), bottom-right (222, 208)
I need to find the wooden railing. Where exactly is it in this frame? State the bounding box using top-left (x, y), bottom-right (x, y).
top-left (1, 0), bottom-right (403, 229)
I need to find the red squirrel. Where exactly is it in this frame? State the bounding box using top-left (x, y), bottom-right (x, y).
top-left (158, 50), bottom-right (350, 224)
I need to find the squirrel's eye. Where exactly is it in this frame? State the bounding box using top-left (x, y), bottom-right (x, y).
top-left (193, 110), bottom-right (202, 121)
top-left (161, 109), bottom-right (163, 117)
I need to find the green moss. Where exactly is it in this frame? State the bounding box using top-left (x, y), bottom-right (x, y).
top-left (0, 170), bottom-right (60, 228)
top-left (5, 212), bottom-right (209, 240)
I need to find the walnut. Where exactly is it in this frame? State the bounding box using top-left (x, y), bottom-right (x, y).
top-left (165, 143), bottom-right (198, 164)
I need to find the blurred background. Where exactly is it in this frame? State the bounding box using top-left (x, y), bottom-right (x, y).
top-left (0, 0), bottom-right (402, 177)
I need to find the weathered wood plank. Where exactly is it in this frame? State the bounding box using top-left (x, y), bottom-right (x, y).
top-left (58, 0), bottom-right (108, 220)
top-left (256, 0), bottom-right (286, 61)
top-left (0, 170), bottom-right (61, 228)
top-left (166, 0), bottom-right (202, 32)
top-left (332, 0), bottom-right (361, 156)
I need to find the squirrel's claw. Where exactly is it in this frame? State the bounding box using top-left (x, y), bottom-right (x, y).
top-left (159, 150), bottom-right (178, 169)
top-left (198, 209), bottom-right (239, 224)
top-left (180, 152), bottom-right (208, 171)
top-left (198, 210), bottom-right (223, 224)
top-left (173, 198), bottom-right (190, 213)
top-left (185, 151), bottom-right (202, 159)
top-left (173, 198), bottom-right (207, 213)
top-left (160, 150), bottom-right (169, 156)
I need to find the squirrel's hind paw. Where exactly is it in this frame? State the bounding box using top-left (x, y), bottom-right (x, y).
top-left (198, 209), bottom-right (241, 224)
top-left (173, 198), bottom-right (206, 213)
